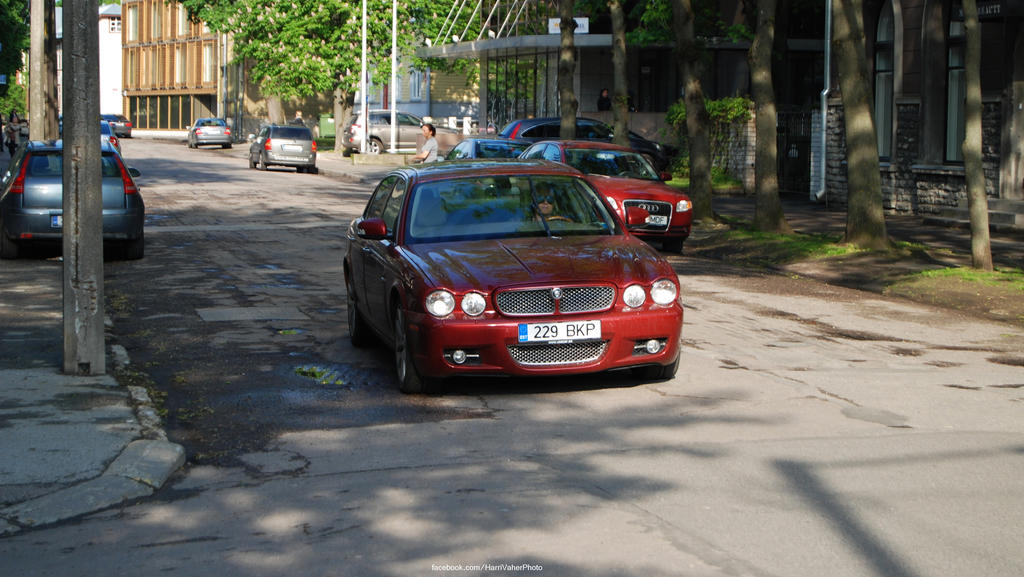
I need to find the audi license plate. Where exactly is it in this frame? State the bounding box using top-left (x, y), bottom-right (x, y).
top-left (647, 215), bottom-right (668, 226)
top-left (518, 320), bottom-right (601, 343)
top-left (51, 215), bottom-right (62, 229)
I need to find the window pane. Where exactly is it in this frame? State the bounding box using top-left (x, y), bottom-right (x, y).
top-left (875, 72), bottom-right (893, 157)
top-left (946, 68), bottom-right (965, 161)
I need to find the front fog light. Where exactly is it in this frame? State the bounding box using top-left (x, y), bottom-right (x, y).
top-left (623, 284), bottom-right (646, 308)
top-left (645, 339), bottom-right (663, 354)
top-left (451, 349), bottom-right (468, 364)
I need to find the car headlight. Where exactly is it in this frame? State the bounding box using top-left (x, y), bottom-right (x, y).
top-left (461, 292), bottom-right (486, 316)
top-left (650, 279), bottom-right (678, 305)
top-left (425, 290), bottom-right (456, 317)
top-left (676, 199), bottom-right (692, 212)
top-left (623, 284), bottom-right (646, 308)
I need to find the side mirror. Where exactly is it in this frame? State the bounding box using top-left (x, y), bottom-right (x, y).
top-left (247, 134), bottom-right (256, 142)
top-left (356, 218), bottom-right (389, 239)
top-left (659, 171), bottom-right (672, 182)
top-left (625, 206), bottom-right (650, 227)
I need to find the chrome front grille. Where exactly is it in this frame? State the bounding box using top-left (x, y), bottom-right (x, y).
top-left (496, 286), bottom-right (615, 316)
top-left (507, 341), bottom-right (608, 366)
top-left (623, 199), bottom-right (672, 231)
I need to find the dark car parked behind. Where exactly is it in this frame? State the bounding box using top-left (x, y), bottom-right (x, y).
top-left (247, 124), bottom-right (317, 173)
top-left (101, 114), bottom-right (132, 138)
top-left (498, 116), bottom-right (670, 171)
top-left (445, 137), bottom-right (530, 160)
top-left (0, 139), bottom-right (145, 260)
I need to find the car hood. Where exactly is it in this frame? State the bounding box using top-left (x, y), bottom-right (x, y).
top-left (403, 235), bottom-right (675, 291)
top-left (584, 174), bottom-right (689, 200)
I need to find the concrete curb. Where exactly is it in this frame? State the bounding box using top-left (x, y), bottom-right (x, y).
top-left (0, 345), bottom-right (185, 537)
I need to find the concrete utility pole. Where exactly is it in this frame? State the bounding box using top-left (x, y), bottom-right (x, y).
top-left (62, 0), bottom-right (105, 376)
top-left (29, 0), bottom-right (59, 140)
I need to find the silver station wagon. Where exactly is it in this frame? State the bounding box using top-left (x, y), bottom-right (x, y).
top-left (247, 124), bottom-right (318, 173)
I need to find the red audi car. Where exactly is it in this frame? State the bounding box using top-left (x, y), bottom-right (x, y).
top-left (520, 140), bottom-right (692, 252)
top-left (344, 160), bottom-right (684, 393)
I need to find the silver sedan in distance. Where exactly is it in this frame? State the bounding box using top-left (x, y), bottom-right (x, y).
top-left (188, 118), bottom-right (233, 149)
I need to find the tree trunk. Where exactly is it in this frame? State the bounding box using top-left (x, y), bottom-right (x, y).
top-left (558, 0), bottom-right (578, 140)
top-left (748, 0), bottom-right (792, 234)
top-left (333, 87), bottom-right (354, 153)
top-left (672, 0), bottom-right (713, 222)
top-left (609, 0), bottom-right (629, 147)
top-left (266, 96), bottom-right (284, 125)
top-left (833, 0), bottom-right (888, 249)
top-left (962, 0), bottom-right (993, 270)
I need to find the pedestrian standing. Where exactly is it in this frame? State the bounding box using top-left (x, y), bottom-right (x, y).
top-left (412, 123), bottom-right (438, 163)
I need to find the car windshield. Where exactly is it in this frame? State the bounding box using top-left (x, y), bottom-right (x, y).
top-left (564, 148), bottom-right (660, 180)
top-left (405, 175), bottom-right (619, 243)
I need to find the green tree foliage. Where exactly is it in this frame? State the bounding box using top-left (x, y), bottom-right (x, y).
top-left (175, 0), bottom-right (439, 100)
top-left (0, 0), bottom-right (30, 101)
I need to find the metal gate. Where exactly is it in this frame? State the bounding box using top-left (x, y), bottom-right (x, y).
top-left (777, 110), bottom-right (813, 195)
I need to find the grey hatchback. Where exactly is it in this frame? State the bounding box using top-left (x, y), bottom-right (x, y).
top-left (0, 140), bottom-right (145, 260)
top-left (247, 124), bottom-right (317, 173)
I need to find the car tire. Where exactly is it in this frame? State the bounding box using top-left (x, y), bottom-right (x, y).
top-left (662, 237), bottom-right (684, 253)
top-left (366, 138), bottom-right (383, 155)
top-left (248, 154), bottom-right (256, 169)
top-left (308, 166), bottom-right (318, 175)
top-left (346, 280), bottom-right (373, 348)
top-left (394, 308), bottom-right (432, 394)
top-left (0, 230), bottom-right (19, 260)
top-left (257, 154), bottom-right (268, 171)
top-left (122, 234), bottom-right (144, 260)
top-left (223, 143), bottom-right (232, 149)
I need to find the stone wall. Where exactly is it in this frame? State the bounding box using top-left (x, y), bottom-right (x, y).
top-left (825, 97), bottom-right (1004, 215)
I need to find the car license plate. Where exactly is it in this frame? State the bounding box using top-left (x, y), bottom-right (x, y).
top-left (518, 320), bottom-right (601, 343)
top-left (282, 144), bottom-right (303, 153)
top-left (51, 215), bottom-right (62, 229)
top-left (647, 215), bottom-right (668, 226)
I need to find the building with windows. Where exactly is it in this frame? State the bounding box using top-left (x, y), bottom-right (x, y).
top-left (834, 0), bottom-right (1023, 220)
top-left (422, 0), bottom-right (1023, 223)
top-left (121, 0), bottom-right (238, 131)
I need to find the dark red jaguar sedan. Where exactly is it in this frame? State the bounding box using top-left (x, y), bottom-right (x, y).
top-left (344, 160), bottom-right (684, 393)
top-left (520, 140), bottom-right (692, 252)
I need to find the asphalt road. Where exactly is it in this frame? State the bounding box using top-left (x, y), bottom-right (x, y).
top-left (1, 138), bottom-right (1023, 576)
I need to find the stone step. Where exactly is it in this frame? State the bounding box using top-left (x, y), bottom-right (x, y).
top-left (924, 202), bottom-right (1024, 233)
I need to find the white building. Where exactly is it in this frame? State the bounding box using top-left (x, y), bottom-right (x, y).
top-left (98, 4), bottom-right (123, 115)
top-left (55, 5), bottom-right (124, 115)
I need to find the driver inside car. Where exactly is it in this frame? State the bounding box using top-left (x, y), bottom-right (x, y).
top-left (531, 183), bottom-right (572, 223)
